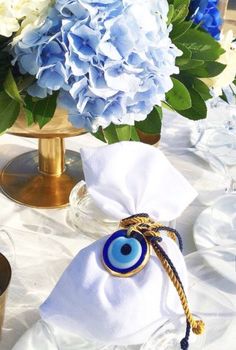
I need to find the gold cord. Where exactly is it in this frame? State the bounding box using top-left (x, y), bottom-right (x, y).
top-left (121, 215), bottom-right (176, 241)
top-left (152, 244), bottom-right (204, 335)
top-left (120, 214), bottom-right (205, 336)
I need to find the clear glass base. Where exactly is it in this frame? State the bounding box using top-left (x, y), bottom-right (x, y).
top-left (69, 181), bottom-right (176, 239)
top-left (69, 181), bottom-right (119, 239)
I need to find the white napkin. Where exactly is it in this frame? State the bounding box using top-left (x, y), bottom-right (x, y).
top-left (81, 141), bottom-right (197, 221)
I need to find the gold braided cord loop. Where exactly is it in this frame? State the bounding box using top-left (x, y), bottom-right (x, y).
top-left (120, 214), bottom-right (175, 242)
top-left (167, 231), bottom-right (177, 242)
top-left (121, 214), bottom-right (155, 229)
top-left (152, 244), bottom-right (205, 335)
top-left (120, 214), bottom-right (205, 337)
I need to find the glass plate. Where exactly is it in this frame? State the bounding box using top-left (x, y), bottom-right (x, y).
top-left (193, 209), bottom-right (236, 284)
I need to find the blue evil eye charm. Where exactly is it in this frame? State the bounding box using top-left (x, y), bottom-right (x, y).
top-left (102, 230), bottom-right (150, 277)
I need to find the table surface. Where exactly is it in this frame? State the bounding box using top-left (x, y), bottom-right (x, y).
top-left (0, 111), bottom-right (227, 349)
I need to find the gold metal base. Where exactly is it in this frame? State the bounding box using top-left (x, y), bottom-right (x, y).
top-left (0, 150), bottom-right (84, 208)
top-left (0, 253), bottom-right (11, 334)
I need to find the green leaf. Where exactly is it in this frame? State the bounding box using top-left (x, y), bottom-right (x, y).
top-left (130, 126), bottom-right (140, 141)
top-left (177, 88), bottom-right (207, 120)
top-left (0, 91), bottom-right (20, 133)
top-left (162, 101), bottom-right (175, 111)
top-left (115, 125), bottom-right (131, 141)
top-left (192, 78), bottom-right (212, 100)
top-left (175, 43), bottom-right (192, 66)
top-left (17, 75), bottom-right (35, 92)
top-left (92, 127), bottom-right (106, 143)
top-left (170, 21), bottom-right (192, 40)
top-left (103, 124), bottom-right (119, 144)
top-left (172, 0), bottom-right (190, 23)
top-left (135, 106), bottom-right (162, 134)
top-left (0, 52), bottom-right (10, 87)
top-left (24, 93), bottom-right (58, 129)
top-left (4, 70), bottom-right (23, 103)
top-left (188, 61), bottom-right (226, 77)
top-left (176, 29), bottom-right (225, 61)
top-left (167, 4), bottom-right (175, 25)
top-left (166, 78), bottom-right (192, 110)
top-left (25, 107), bottom-right (34, 126)
top-left (179, 59), bottom-right (204, 70)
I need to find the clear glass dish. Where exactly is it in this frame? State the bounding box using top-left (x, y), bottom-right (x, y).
top-left (69, 181), bottom-right (176, 239)
top-left (69, 181), bottom-right (119, 239)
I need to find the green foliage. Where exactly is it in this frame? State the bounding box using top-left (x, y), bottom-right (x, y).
top-left (166, 78), bottom-right (192, 110)
top-left (176, 29), bottom-right (224, 61)
top-left (176, 88), bottom-right (207, 120)
top-left (93, 123), bottom-right (141, 144)
top-left (171, 0), bottom-right (190, 24)
top-left (188, 61), bottom-right (226, 77)
top-left (159, 2), bottom-right (226, 130)
top-left (24, 93), bottom-right (58, 128)
top-left (0, 52), bottom-right (10, 88)
top-left (0, 91), bottom-right (20, 133)
top-left (192, 78), bottom-right (212, 100)
top-left (93, 107), bottom-right (162, 144)
top-left (170, 21), bottom-right (192, 40)
top-left (136, 106), bottom-right (163, 134)
top-left (4, 70), bottom-right (23, 103)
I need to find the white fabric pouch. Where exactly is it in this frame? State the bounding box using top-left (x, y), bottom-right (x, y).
top-left (13, 141), bottom-right (197, 349)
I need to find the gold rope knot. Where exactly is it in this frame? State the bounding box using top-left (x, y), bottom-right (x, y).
top-left (120, 214), bottom-right (175, 241)
top-left (192, 320), bottom-right (205, 335)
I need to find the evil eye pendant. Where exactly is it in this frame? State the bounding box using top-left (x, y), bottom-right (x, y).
top-left (102, 230), bottom-right (150, 277)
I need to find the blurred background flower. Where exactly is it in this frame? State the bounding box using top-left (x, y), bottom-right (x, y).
top-left (189, 0), bottom-right (222, 40)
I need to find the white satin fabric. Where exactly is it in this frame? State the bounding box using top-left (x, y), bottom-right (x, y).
top-left (81, 142), bottom-right (198, 222)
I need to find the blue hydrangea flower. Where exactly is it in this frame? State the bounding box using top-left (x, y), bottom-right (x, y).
top-left (189, 0), bottom-right (222, 40)
top-left (12, 0), bottom-right (181, 132)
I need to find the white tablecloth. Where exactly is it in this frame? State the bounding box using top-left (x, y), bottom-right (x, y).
top-left (0, 112), bottom-right (227, 349)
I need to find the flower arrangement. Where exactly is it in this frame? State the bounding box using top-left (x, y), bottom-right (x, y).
top-left (0, 0), bottom-right (234, 142)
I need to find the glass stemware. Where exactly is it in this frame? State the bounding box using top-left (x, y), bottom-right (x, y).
top-left (164, 99), bottom-right (236, 247)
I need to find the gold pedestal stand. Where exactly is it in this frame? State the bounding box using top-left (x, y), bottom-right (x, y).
top-left (0, 110), bottom-right (85, 208)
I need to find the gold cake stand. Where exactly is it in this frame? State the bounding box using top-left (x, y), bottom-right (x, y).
top-left (0, 109), bottom-right (85, 208)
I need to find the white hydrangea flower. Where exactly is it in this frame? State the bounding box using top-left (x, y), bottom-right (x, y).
top-left (0, 0), bottom-right (53, 39)
top-left (202, 30), bottom-right (236, 96)
top-left (0, 1), bottom-right (19, 37)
